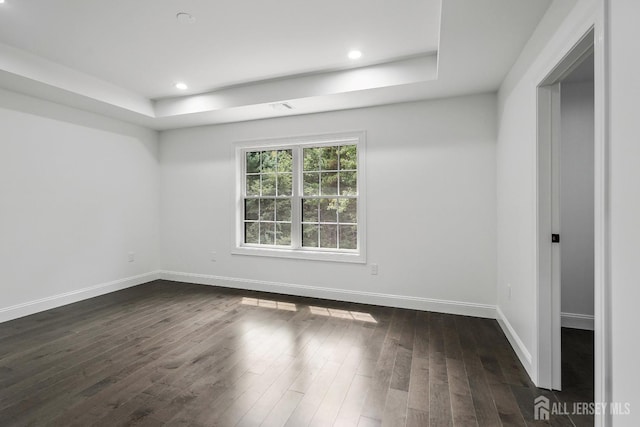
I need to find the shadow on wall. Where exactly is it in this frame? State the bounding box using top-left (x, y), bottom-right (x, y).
top-left (0, 87), bottom-right (158, 147)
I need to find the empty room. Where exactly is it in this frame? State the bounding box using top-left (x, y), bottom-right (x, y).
top-left (0, 0), bottom-right (637, 426)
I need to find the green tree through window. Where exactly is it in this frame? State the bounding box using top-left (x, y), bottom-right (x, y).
top-left (301, 145), bottom-right (357, 250)
top-left (244, 149), bottom-right (293, 245)
top-left (242, 143), bottom-right (359, 252)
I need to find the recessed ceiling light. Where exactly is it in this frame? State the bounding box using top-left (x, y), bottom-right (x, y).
top-left (0, 1), bottom-right (6, 4)
top-left (348, 50), bottom-right (362, 60)
top-left (175, 82), bottom-right (188, 90)
top-left (270, 102), bottom-right (293, 111)
top-left (176, 12), bottom-right (196, 24)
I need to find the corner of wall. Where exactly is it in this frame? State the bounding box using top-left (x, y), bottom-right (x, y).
top-left (0, 271), bottom-right (162, 324)
top-left (496, 305), bottom-right (535, 380)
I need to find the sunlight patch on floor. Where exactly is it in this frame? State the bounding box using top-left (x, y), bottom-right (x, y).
top-left (241, 297), bottom-right (297, 311)
top-left (309, 306), bottom-right (377, 323)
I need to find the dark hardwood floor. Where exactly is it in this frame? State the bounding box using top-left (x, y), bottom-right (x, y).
top-left (552, 328), bottom-right (595, 427)
top-left (0, 281), bottom-right (593, 426)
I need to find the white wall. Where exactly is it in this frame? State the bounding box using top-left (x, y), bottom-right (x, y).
top-left (0, 88), bottom-right (160, 321)
top-left (160, 94), bottom-right (497, 315)
top-left (497, 0), bottom-right (639, 421)
top-left (560, 80), bottom-right (595, 323)
top-left (609, 0), bottom-right (640, 424)
top-left (495, 0), bottom-right (595, 378)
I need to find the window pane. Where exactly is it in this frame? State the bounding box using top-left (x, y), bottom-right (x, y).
top-left (277, 150), bottom-right (293, 172)
top-left (260, 222), bottom-right (274, 245)
top-left (246, 151), bottom-right (261, 173)
top-left (302, 224), bottom-right (318, 247)
top-left (320, 172), bottom-right (338, 195)
top-left (245, 222), bottom-right (259, 244)
top-left (339, 225), bottom-right (357, 249)
top-left (246, 175), bottom-right (260, 196)
top-left (241, 140), bottom-right (360, 253)
top-left (259, 198), bottom-right (275, 221)
top-left (320, 198), bottom-right (338, 223)
top-left (302, 198), bottom-right (319, 223)
top-left (261, 151), bottom-right (277, 173)
top-left (339, 171), bottom-right (357, 195)
top-left (303, 147), bottom-right (322, 171)
top-left (275, 199), bottom-right (291, 222)
top-left (339, 198), bottom-right (357, 224)
top-left (303, 172), bottom-right (320, 196)
top-left (276, 223), bottom-right (291, 245)
top-left (277, 173), bottom-right (292, 196)
top-left (319, 224), bottom-right (338, 248)
top-left (261, 174), bottom-right (276, 196)
top-left (245, 198), bottom-right (259, 220)
top-left (339, 145), bottom-right (357, 170)
top-left (320, 146), bottom-right (339, 170)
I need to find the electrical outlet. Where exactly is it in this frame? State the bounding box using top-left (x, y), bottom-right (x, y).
top-left (211, 251), bottom-right (217, 262)
top-left (370, 263), bottom-right (378, 275)
top-left (507, 283), bottom-right (512, 300)
top-left (128, 252), bottom-right (135, 263)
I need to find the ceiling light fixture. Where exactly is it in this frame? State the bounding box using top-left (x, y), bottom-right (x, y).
top-left (176, 12), bottom-right (196, 24)
top-left (270, 102), bottom-right (293, 111)
top-left (348, 50), bottom-right (362, 60)
top-left (175, 82), bottom-right (188, 90)
top-left (0, 1), bottom-right (6, 4)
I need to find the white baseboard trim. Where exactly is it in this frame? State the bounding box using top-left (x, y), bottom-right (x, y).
top-left (0, 271), bottom-right (161, 324)
top-left (561, 312), bottom-right (594, 330)
top-left (496, 306), bottom-right (534, 380)
top-left (160, 270), bottom-right (497, 319)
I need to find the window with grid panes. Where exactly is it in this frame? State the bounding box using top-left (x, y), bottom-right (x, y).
top-left (235, 132), bottom-right (365, 262)
top-left (301, 145), bottom-right (358, 250)
top-left (243, 149), bottom-right (293, 246)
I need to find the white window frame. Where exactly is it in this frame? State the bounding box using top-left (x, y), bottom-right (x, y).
top-left (233, 131), bottom-right (366, 263)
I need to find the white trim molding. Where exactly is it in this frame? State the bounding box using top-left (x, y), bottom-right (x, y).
top-left (531, 1), bottom-right (608, 408)
top-left (496, 306), bottom-right (534, 379)
top-left (0, 271), bottom-right (161, 324)
top-left (160, 270), bottom-right (497, 319)
top-left (561, 312), bottom-right (595, 330)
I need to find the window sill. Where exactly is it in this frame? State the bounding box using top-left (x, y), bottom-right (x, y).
top-left (232, 246), bottom-right (366, 263)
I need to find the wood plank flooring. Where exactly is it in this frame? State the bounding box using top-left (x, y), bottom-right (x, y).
top-left (552, 328), bottom-right (594, 427)
top-left (0, 281), bottom-right (592, 426)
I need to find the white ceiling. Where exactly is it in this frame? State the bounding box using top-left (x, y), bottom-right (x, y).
top-left (0, 0), bottom-right (440, 99)
top-left (0, 0), bottom-right (552, 130)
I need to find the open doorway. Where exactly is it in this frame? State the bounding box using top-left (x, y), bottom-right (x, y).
top-left (537, 28), bottom-right (596, 390)
top-left (537, 35), bottom-right (600, 425)
top-left (556, 51), bottom-right (596, 425)
top-left (536, 26), bottom-right (602, 426)
top-left (536, 7), bottom-right (609, 424)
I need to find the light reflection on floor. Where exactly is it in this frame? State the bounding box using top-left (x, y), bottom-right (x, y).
top-left (241, 296), bottom-right (377, 323)
top-left (241, 297), bottom-right (297, 311)
top-left (309, 306), bottom-right (377, 323)
top-left (241, 296), bottom-right (377, 324)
